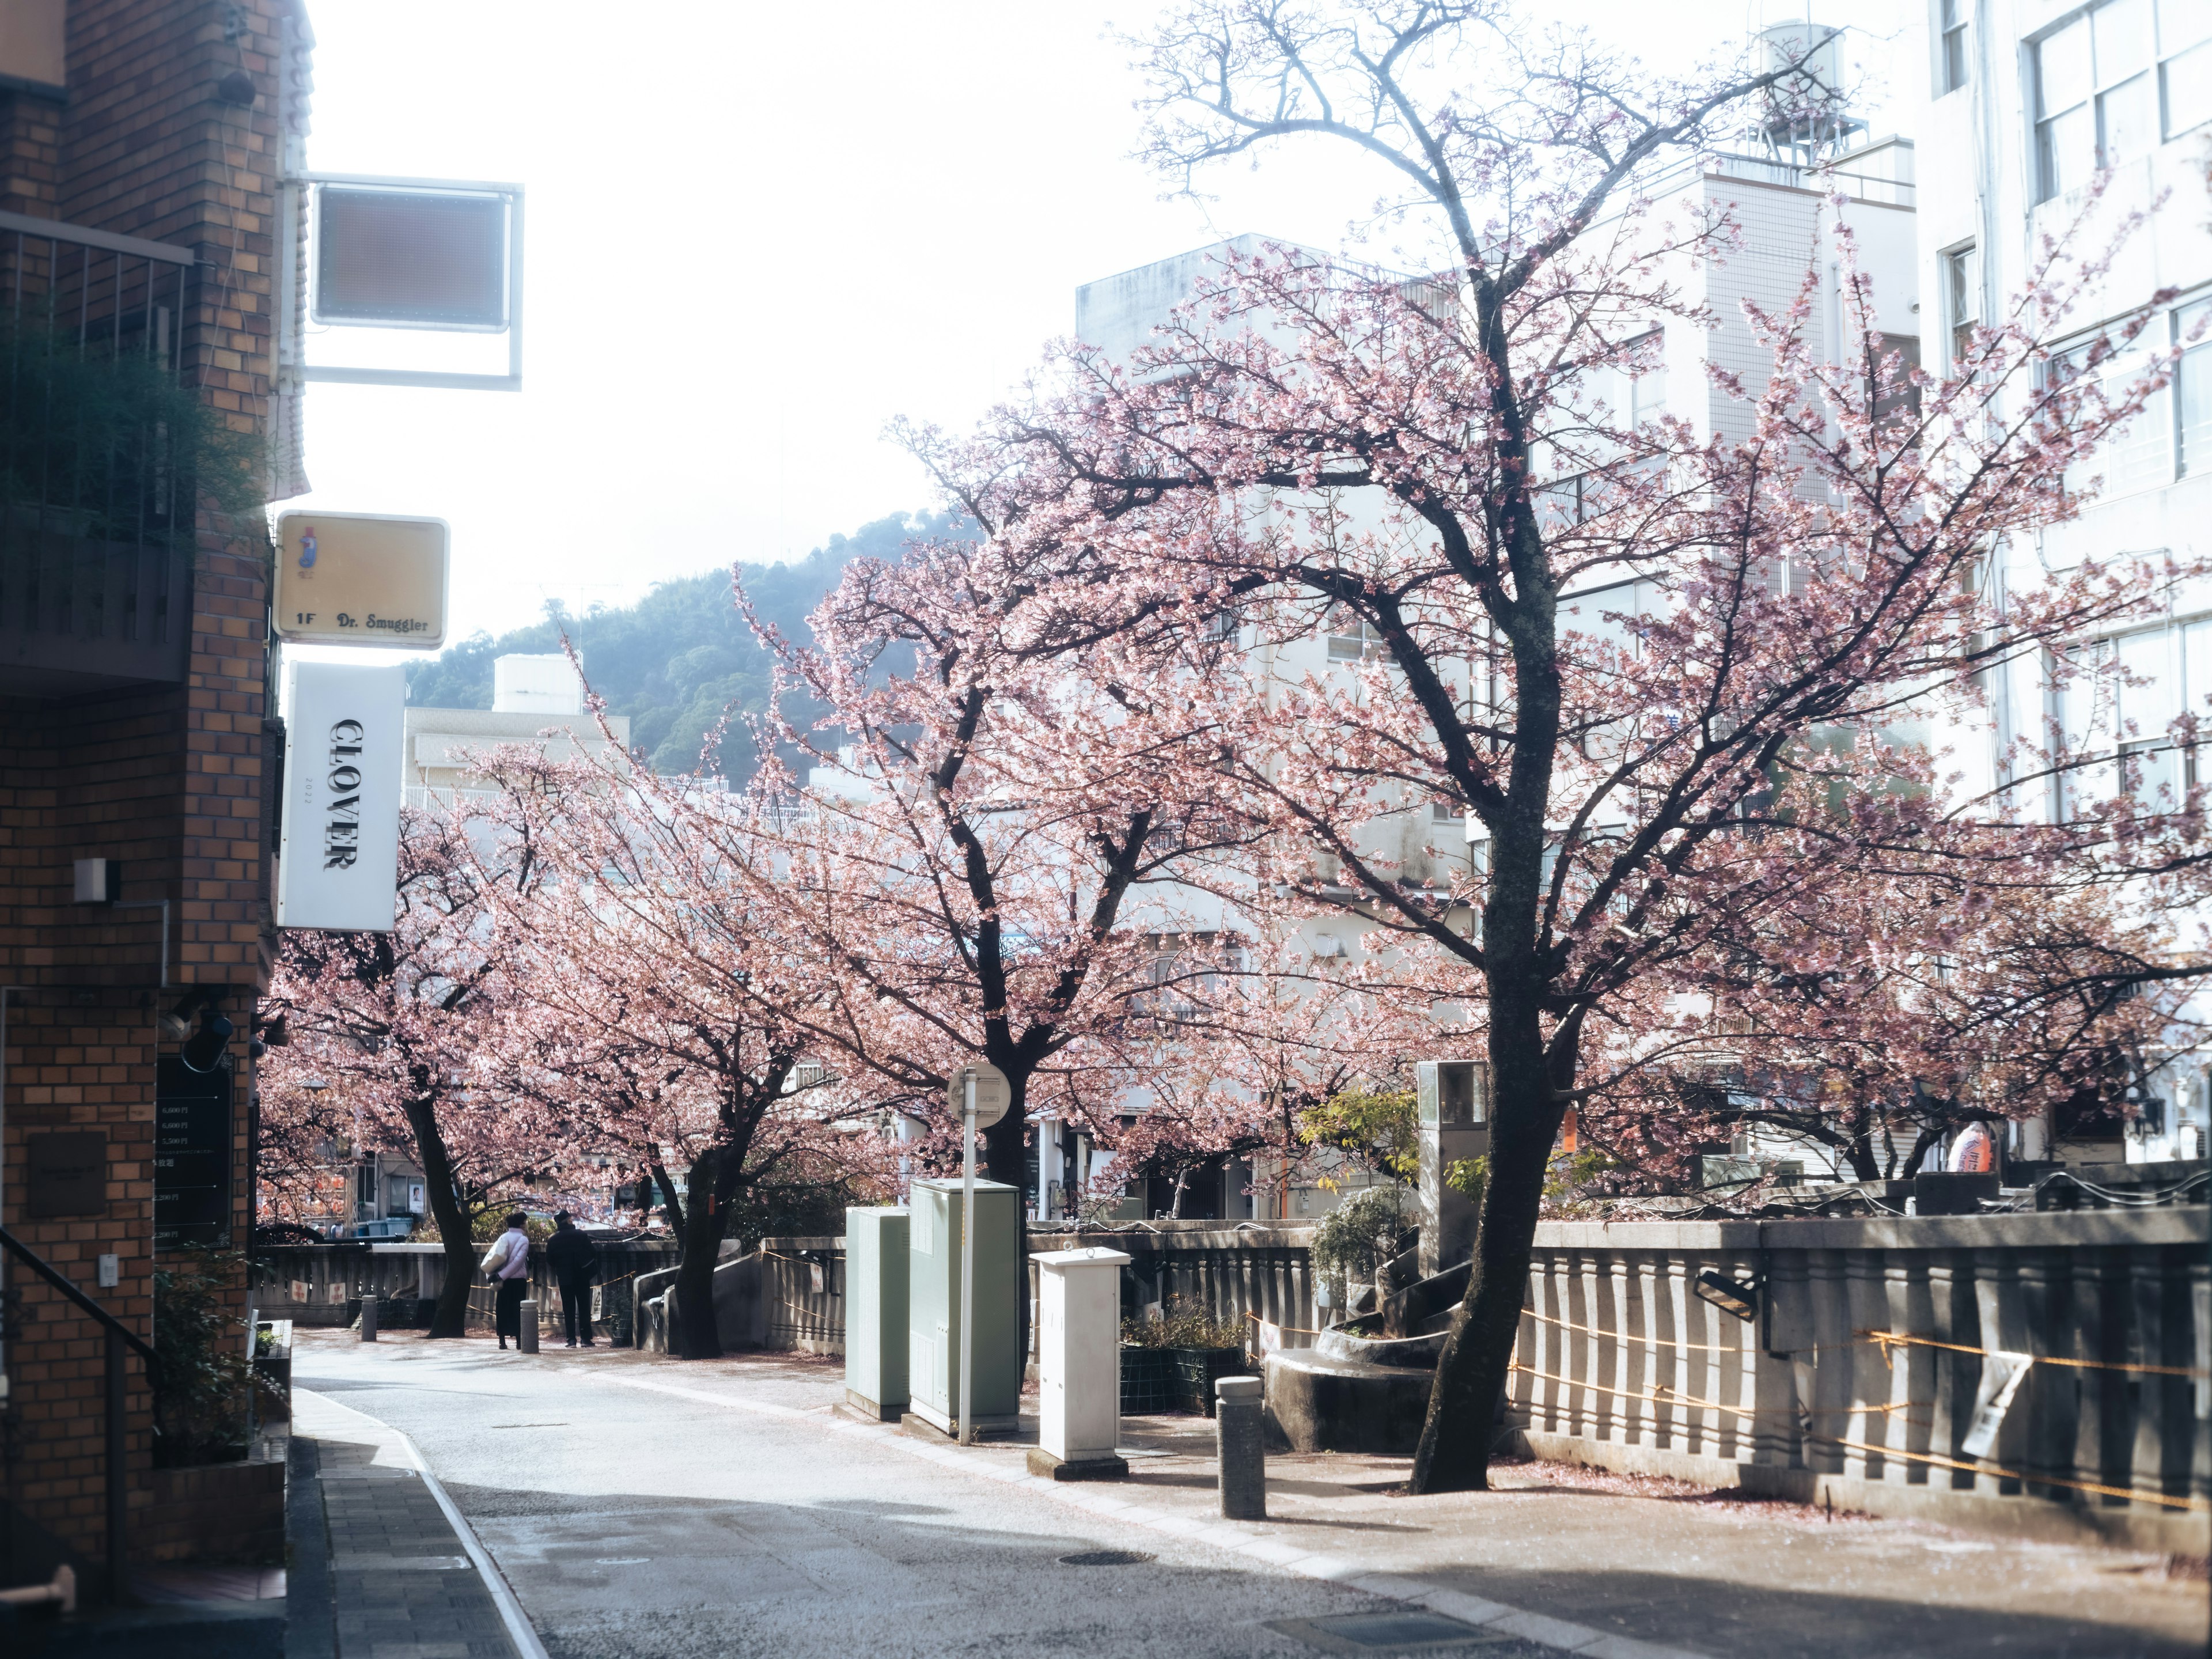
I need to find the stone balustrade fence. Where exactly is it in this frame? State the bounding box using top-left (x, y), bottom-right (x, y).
top-left (1513, 1209), bottom-right (2209, 1551)
top-left (253, 1239), bottom-right (677, 1328)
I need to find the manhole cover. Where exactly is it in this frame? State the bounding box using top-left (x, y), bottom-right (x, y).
top-left (1058, 1548), bottom-right (1156, 1566)
top-left (1268, 1609), bottom-right (1504, 1653)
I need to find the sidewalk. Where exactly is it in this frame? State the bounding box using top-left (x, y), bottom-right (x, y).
top-left (288, 1389), bottom-right (537, 1659)
top-left (586, 1343), bottom-right (2209, 1659)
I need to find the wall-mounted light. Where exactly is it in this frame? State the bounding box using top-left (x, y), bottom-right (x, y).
top-left (180, 1007), bottom-right (234, 1074)
top-left (72, 859), bottom-right (121, 905)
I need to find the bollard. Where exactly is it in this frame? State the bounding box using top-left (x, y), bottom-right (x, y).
top-left (518, 1298), bottom-right (539, 1354)
top-left (1215, 1374), bottom-right (1266, 1520)
top-left (358, 1294), bottom-right (378, 1342)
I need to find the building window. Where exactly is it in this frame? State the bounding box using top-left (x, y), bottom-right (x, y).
top-left (1629, 331), bottom-right (1668, 426)
top-left (2179, 294), bottom-right (2212, 477)
top-left (2162, 0), bottom-right (2212, 139)
top-left (2055, 289), bottom-right (2207, 495)
top-left (2057, 617), bottom-right (2212, 818)
top-left (1325, 607), bottom-right (1388, 661)
top-left (1940, 0), bottom-right (1971, 93)
top-left (1944, 244), bottom-right (1979, 368)
top-left (2037, 0), bottom-right (2211, 200)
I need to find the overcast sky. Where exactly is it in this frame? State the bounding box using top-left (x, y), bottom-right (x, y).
top-left (285, 0), bottom-right (1910, 646)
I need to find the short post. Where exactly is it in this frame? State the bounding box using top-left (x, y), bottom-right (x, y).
top-left (358, 1293), bottom-right (378, 1342)
top-left (1216, 1374), bottom-right (1266, 1520)
top-left (518, 1297), bottom-right (539, 1354)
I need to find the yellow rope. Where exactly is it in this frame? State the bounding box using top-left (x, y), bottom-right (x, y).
top-left (1522, 1306), bottom-right (1766, 1354)
top-left (1243, 1309), bottom-right (1327, 1338)
top-left (1514, 1361), bottom-right (2204, 1509)
top-left (1861, 1330), bottom-right (2212, 1380)
top-left (1809, 1433), bottom-right (2211, 1513)
top-left (1510, 1359), bottom-right (1924, 1425)
top-left (1519, 1307), bottom-right (2212, 1380)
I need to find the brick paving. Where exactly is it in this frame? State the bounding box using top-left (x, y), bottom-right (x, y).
top-left (294, 1391), bottom-right (525, 1659)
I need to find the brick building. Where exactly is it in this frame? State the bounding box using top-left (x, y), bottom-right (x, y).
top-left (0, 0), bottom-right (311, 1592)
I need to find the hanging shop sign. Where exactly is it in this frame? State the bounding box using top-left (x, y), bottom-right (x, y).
top-left (272, 510), bottom-right (449, 649)
top-left (276, 660), bottom-right (406, 932)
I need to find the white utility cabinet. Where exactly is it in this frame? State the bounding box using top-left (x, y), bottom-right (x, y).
top-left (844, 1206), bottom-right (910, 1421)
top-left (1029, 1246), bottom-right (1131, 1479)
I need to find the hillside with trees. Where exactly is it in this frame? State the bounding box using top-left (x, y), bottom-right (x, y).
top-left (404, 511), bottom-right (957, 777)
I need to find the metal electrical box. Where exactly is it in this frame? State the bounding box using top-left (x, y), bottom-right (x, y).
top-left (906, 1177), bottom-right (1021, 1437)
top-left (1416, 1060), bottom-right (1491, 1277)
top-left (844, 1206), bottom-right (910, 1421)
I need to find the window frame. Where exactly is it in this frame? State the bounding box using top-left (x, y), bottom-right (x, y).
top-left (1940, 0), bottom-right (1971, 94)
top-left (2033, 0), bottom-right (2212, 200)
top-left (1942, 242), bottom-right (1980, 371)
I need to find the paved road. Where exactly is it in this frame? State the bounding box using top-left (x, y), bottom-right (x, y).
top-left (292, 1336), bottom-right (1571, 1659)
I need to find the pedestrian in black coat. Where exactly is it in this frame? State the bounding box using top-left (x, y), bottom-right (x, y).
top-left (546, 1212), bottom-right (600, 1347)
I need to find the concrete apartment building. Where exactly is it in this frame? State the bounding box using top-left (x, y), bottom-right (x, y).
top-left (1911, 0), bottom-right (2212, 1165)
top-left (0, 0), bottom-right (309, 1593)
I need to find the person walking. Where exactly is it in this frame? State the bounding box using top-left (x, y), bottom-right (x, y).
top-left (480, 1212), bottom-right (533, 1350)
top-left (546, 1212), bottom-right (600, 1347)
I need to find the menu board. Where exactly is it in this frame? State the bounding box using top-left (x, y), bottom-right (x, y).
top-left (154, 1056), bottom-right (232, 1248)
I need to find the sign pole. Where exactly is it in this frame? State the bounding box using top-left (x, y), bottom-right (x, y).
top-left (959, 1069), bottom-right (977, 1446)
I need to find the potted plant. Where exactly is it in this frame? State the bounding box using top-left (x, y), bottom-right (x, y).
top-left (1120, 1301), bottom-right (1251, 1416)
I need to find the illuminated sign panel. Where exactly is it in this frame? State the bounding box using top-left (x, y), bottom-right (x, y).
top-left (276, 660), bottom-right (405, 933)
top-left (273, 510), bottom-right (449, 649)
top-left (315, 187), bottom-right (509, 330)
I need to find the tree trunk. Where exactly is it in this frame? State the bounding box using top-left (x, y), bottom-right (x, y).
top-left (672, 1143), bottom-right (742, 1359)
top-left (650, 1157), bottom-right (684, 1241)
top-left (1408, 1004), bottom-right (1572, 1494)
top-left (402, 1096), bottom-right (476, 1340)
top-left (1844, 1117), bottom-right (1881, 1183)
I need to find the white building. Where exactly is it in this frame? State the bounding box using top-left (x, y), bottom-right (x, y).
top-left (1912, 0), bottom-right (2212, 1163)
top-left (404, 652), bottom-right (633, 802)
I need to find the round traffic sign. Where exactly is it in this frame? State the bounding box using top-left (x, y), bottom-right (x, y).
top-left (948, 1062), bottom-right (1012, 1130)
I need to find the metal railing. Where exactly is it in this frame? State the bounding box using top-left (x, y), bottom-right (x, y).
top-left (0, 1224), bottom-right (161, 1604)
top-left (0, 210), bottom-right (199, 691)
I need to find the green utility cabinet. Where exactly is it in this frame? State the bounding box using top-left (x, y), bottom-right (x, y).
top-left (906, 1177), bottom-right (1021, 1436)
top-left (844, 1206), bottom-right (910, 1421)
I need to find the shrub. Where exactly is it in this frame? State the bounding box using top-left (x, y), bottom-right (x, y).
top-left (151, 1249), bottom-right (253, 1468)
top-left (1310, 1185), bottom-right (1409, 1307)
top-left (1119, 1298), bottom-right (1245, 1350)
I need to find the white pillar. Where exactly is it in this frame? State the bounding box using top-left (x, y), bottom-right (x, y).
top-left (1028, 1247), bottom-right (1131, 1480)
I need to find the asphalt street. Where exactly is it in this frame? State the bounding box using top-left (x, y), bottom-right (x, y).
top-left (291, 1336), bottom-right (1572, 1659)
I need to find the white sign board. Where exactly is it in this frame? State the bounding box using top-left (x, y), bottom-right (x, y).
top-left (276, 660), bottom-right (406, 932)
top-left (273, 511), bottom-right (450, 649)
top-left (948, 1062), bottom-right (1012, 1131)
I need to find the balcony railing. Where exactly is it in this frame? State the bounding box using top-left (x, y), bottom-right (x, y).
top-left (0, 210), bottom-right (200, 695)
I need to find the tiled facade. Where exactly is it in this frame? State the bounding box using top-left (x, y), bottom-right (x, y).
top-left (0, 0), bottom-right (303, 1588)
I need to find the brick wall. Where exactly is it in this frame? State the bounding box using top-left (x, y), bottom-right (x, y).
top-left (0, 86), bottom-right (63, 218)
top-left (0, 0), bottom-right (294, 1585)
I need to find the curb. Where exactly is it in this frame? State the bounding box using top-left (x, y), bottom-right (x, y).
top-left (607, 1374), bottom-right (1707, 1659)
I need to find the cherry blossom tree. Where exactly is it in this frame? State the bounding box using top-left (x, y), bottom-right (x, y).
top-left (263, 806), bottom-right (569, 1338)
top-left (457, 749), bottom-right (882, 1359)
top-left (893, 0), bottom-right (2192, 1493)
top-left (731, 532), bottom-right (1261, 1193)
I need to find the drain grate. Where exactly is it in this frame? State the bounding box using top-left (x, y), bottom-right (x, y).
top-left (1058, 1548), bottom-right (1156, 1566)
top-left (1267, 1609), bottom-right (1506, 1653)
